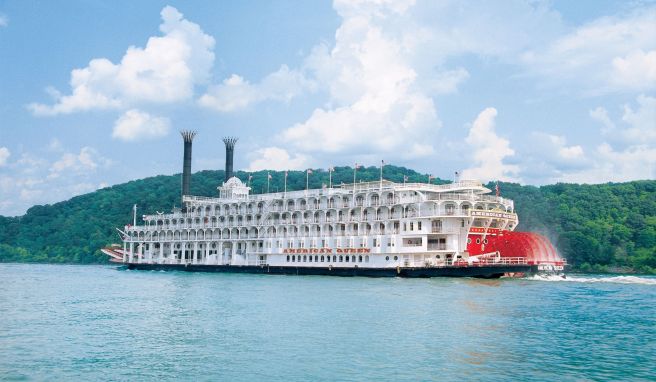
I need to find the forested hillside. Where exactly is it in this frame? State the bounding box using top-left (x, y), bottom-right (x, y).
top-left (0, 165), bottom-right (654, 273)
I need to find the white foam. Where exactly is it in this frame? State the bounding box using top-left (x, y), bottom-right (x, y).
top-left (527, 274), bottom-right (656, 285)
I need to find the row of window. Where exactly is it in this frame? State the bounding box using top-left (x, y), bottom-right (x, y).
top-left (404, 221), bottom-right (422, 231)
top-left (286, 255), bottom-right (371, 263)
top-left (285, 254), bottom-right (436, 263)
top-left (269, 238), bottom-right (395, 249)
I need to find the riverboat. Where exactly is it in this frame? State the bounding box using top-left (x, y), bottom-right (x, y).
top-left (102, 132), bottom-right (566, 278)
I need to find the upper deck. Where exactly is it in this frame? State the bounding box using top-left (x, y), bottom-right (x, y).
top-left (185, 179), bottom-right (507, 204)
top-left (140, 179), bottom-right (514, 222)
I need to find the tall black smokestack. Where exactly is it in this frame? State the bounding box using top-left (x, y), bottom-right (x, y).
top-left (223, 137), bottom-right (238, 183)
top-left (181, 131), bottom-right (197, 200)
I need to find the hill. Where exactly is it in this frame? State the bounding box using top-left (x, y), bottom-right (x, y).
top-left (0, 165), bottom-right (654, 273)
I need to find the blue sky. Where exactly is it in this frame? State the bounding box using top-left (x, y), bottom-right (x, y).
top-left (0, 0), bottom-right (655, 216)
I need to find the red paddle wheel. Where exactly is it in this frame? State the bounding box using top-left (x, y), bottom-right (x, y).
top-left (467, 230), bottom-right (565, 266)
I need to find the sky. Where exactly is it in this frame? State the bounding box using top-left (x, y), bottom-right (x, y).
top-left (0, 0), bottom-right (655, 216)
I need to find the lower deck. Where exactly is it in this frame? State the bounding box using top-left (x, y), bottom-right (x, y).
top-left (125, 262), bottom-right (535, 278)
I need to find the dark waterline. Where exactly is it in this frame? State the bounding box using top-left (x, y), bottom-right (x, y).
top-left (1, 263), bottom-right (654, 381)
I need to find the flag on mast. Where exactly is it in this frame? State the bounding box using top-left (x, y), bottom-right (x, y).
top-left (495, 181), bottom-right (500, 197)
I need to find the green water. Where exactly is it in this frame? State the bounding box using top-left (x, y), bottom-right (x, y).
top-left (1, 264), bottom-right (654, 381)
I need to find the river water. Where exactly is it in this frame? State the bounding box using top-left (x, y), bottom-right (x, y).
top-left (0, 263), bottom-right (654, 381)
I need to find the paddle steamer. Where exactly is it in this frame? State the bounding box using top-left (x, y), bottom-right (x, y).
top-left (102, 132), bottom-right (565, 278)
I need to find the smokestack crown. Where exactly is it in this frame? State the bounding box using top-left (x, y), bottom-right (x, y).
top-left (223, 137), bottom-right (238, 149)
top-left (181, 130), bottom-right (197, 143)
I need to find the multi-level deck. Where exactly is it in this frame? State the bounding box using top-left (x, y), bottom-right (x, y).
top-left (105, 178), bottom-right (551, 277)
top-left (103, 132), bottom-right (565, 278)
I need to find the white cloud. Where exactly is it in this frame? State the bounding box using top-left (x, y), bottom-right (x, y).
top-left (0, 148), bottom-right (113, 215)
top-left (621, 94), bottom-right (656, 143)
top-left (49, 147), bottom-right (109, 179)
top-left (0, 147), bottom-right (10, 166)
top-left (246, 147), bottom-right (309, 171)
top-left (426, 68), bottom-right (470, 94)
top-left (112, 109), bottom-right (170, 142)
top-left (589, 106), bottom-right (615, 133)
top-left (558, 144), bottom-right (584, 160)
top-left (461, 107), bottom-right (519, 182)
top-left (69, 182), bottom-right (97, 197)
top-left (559, 95), bottom-right (656, 183)
top-left (209, 0), bottom-right (570, 167)
top-left (611, 50), bottom-right (656, 90)
top-left (518, 133), bottom-right (589, 184)
top-left (199, 65), bottom-right (315, 112)
top-left (29, 6), bottom-right (215, 116)
top-left (14, 153), bottom-right (47, 175)
top-left (531, 133), bottom-right (585, 162)
top-left (521, 8), bottom-right (656, 93)
top-left (591, 94), bottom-right (656, 144)
top-left (19, 188), bottom-right (43, 202)
top-left (47, 138), bottom-right (64, 152)
top-left (561, 143), bottom-right (656, 184)
top-left (0, 173), bottom-right (47, 214)
top-left (0, 14), bottom-right (8, 27)
top-left (278, 1), bottom-right (440, 160)
top-left (406, 143), bottom-right (434, 158)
